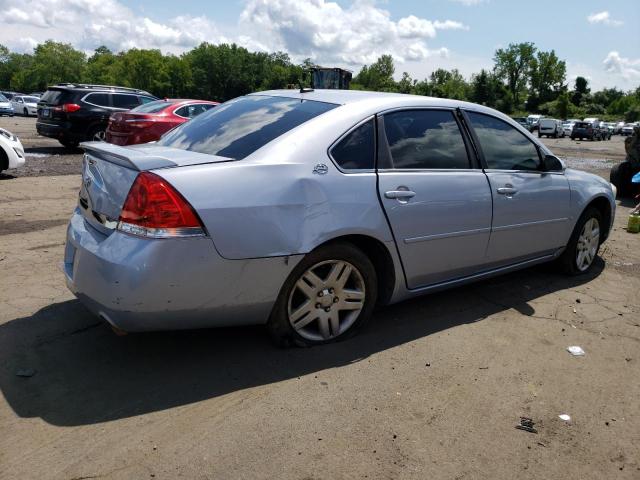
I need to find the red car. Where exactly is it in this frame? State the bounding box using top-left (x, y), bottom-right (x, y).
top-left (105, 99), bottom-right (218, 146)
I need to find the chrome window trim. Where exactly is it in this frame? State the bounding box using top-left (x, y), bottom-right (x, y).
top-left (81, 92), bottom-right (142, 111)
top-left (327, 115), bottom-right (377, 174)
top-left (483, 168), bottom-right (566, 176)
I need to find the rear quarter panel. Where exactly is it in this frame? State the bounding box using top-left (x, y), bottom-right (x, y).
top-left (156, 103), bottom-right (395, 260)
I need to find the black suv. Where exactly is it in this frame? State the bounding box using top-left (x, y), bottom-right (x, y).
top-left (36, 84), bottom-right (157, 148)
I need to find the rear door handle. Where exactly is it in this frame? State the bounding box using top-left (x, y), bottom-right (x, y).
top-left (385, 190), bottom-right (416, 199)
top-left (497, 187), bottom-right (517, 195)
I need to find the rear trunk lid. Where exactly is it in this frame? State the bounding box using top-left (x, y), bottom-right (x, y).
top-left (108, 112), bottom-right (160, 134)
top-left (38, 88), bottom-right (75, 121)
top-left (78, 142), bottom-right (231, 235)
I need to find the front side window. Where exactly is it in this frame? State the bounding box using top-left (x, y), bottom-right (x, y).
top-left (330, 119), bottom-right (375, 170)
top-left (467, 112), bottom-right (541, 171)
top-left (382, 110), bottom-right (470, 169)
top-left (159, 95), bottom-right (337, 160)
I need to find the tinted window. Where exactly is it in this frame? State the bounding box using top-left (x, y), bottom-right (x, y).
top-left (40, 89), bottom-right (73, 105)
top-left (85, 93), bottom-right (110, 107)
top-left (131, 100), bottom-right (173, 114)
top-left (468, 112), bottom-right (540, 171)
top-left (112, 94), bottom-right (140, 109)
top-left (159, 95), bottom-right (337, 160)
top-left (175, 103), bottom-right (215, 118)
top-left (331, 120), bottom-right (375, 170)
top-left (383, 110), bottom-right (469, 169)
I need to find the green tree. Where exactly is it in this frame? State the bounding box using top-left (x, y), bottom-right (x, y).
top-left (353, 55), bottom-right (396, 91)
top-left (527, 50), bottom-right (566, 110)
top-left (571, 76), bottom-right (590, 106)
top-left (493, 42), bottom-right (536, 107)
top-left (428, 68), bottom-right (469, 100)
top-left (28, 41), bottom-right (86, 90)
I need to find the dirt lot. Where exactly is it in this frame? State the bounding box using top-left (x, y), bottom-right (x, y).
top-left (1, 117), bottom-right (639, 479)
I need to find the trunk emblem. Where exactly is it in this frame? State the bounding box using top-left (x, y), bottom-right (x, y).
top-left (313, 163), bottom-right (328, 175)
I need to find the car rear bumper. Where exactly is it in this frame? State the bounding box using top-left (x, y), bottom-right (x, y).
top-left (63, 208), bottom-right (302, 332)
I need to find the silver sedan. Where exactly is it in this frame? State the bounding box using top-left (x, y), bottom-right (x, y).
top-left (65, 90), bottom-right (616, 346)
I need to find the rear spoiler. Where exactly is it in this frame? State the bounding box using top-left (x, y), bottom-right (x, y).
top-left (81, 141), bottom-right (176, 171)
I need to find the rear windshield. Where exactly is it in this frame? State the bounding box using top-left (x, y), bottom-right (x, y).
top-left (158, 95), bottom-right (338, 160)
top-left (40, 89), bottom-right (74, 105)
top-left (575, 122), bottom-right (590, 128)
top-left (131, 100), bottom-right (174, 114)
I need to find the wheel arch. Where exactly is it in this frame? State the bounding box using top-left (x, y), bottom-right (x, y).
top-left (0, 145), bottom-right (8, 171)
top-left (312, 234), bottom-right (397, 306)
top-left (584, 196), bottom-right (613, 242)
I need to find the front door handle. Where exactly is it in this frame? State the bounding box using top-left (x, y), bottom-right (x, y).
top-left (385, 190), bottom-right (416, 200)
top-left (497, 187), bottom-right (517, 195)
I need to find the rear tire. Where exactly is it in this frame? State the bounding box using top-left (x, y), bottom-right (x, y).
top-left (88, 125), bottom-right (106, 142)
top-left (267, 242), bottom-right (378, 347)
top-left (558, 207), bottom-right (603, 275)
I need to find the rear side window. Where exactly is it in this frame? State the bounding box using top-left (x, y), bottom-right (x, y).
top-left (112, 94), bottom-right (140, 109)
top-left (383, 110), bottom-right (470, 169)
top-left (330, 119), bottom-right (375, 170)
top-left (84, 93), bottom-right (110, 107)
top-left (40, 89), bottom-right (74, 105)
top-left (131, 100), bottom-right (173, 114)
top-left (174, 104), bottom-right (213, 118)
top-left (159, 95), bottom-right (337, 160)
top-left (467, 112), bottom-right (540, 171)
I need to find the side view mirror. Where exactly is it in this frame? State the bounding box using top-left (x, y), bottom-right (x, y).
top-left (543, 154), bottom-right (565, 172)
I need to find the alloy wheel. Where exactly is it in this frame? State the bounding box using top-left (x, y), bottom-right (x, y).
top-left (576, 217), bottom-right (600, 272)
top-left (93, 130), bottom-right (106, 141)
top-left (287, 259), bottom-right (365, 341)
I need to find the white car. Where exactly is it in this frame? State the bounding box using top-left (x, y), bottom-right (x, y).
top-left (0, 128), bottom-right (25, 173)
top-left (11, 95), bottom-right (39, 117)
top-left (0, 93), bottom-right (14, 116)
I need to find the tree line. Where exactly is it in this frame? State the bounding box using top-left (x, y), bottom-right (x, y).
top-left (1, 40), bottom-right (638, 121)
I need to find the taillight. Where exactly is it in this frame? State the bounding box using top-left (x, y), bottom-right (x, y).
top-left (125, 119), bottom-right (155, 129)
top-left (117, 172), bottom-right (205, 238)
top-left (62, 103), bottom-right (81, 113)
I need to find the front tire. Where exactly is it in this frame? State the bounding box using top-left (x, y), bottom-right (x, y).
top-left (23, 108), bottom-right (28, 116)
top-left (558, 207), bottom-right (603, 275)
top-left (267, 242), bottom-right (378, 347)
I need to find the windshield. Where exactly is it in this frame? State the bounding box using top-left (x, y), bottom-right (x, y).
top-left (0, 94), bottom-right (7, 102)
top-left (131, 100), bottom-right (174, 114)
top-left (159, 95), bottom-right (338, 160)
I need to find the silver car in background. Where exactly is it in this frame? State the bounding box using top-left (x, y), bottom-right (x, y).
top-left (65, 90), bottom-right (616, 346)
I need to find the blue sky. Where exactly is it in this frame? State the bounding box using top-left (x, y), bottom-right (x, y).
top-left (2, 0), bottom-right (639, 90)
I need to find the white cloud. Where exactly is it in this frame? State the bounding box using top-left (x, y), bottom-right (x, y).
top-left (587, 11), bottom-right (623, 27)
top-left (603, 51), bottom-right (640, 80)
top-left (0, 0), bottom-right (226, 53)
top-left (238, 0), bottom-right (468, 65)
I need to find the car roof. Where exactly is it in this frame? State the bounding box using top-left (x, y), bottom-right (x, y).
top-left (250, 88), bottom-right (498, 113)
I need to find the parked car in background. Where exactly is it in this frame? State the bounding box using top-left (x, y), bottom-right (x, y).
top-left (0, 93), bottom-right (14, 117)
top-left (11, 95), bottom-right (39, 116)
top-left (105, 99), bottom-right (218, 146)
top-left (526, 114), bottom-right (544, 132)
top-left (621, 123), bottom-right (636, 136)
top-left (513, 117), bottom-right (528, 129)
top-left (36, 83), bottom-right (158, 148)
top-left (614, 121), bottom-right (625, 134)
top-left (538, 118), bottom-right (564, 138)
top-left (598, 122), bottom-right (612, 140)
top-left (0, 127), bottom-right (25, 173)
top-left (65, 90), bottom-right (615, 345)
top-left (0, 91), bottom-right (22, 101)
top-left (571, 121), bottom-right (600, 141)
top-left (28, 92), bottom-right (43, 98)
top-left (562, 121), bottom-right (576, 136)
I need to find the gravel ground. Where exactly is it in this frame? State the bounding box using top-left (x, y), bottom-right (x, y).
top-left (1, 116), bottom-right (639, 479)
